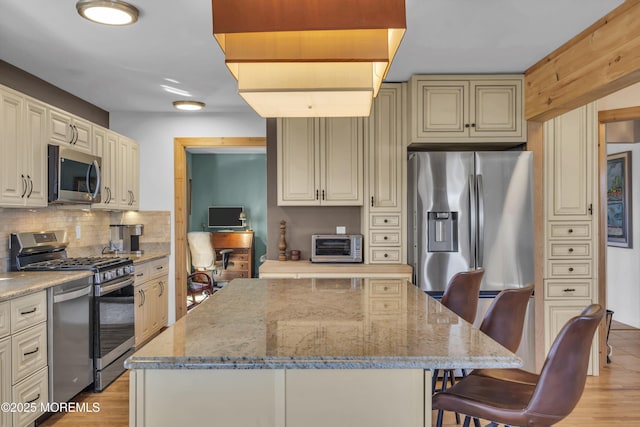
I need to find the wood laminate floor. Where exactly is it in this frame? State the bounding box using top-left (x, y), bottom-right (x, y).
top-left (41, 323), bottom-right (640, 427)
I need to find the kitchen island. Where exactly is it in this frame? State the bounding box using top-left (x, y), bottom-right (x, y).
top-left (126, 278), bottom-right (521, 427)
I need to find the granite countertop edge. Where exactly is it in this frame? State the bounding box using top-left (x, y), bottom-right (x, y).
top-left (124, 355), bottom-right (523, 370)
top-left (0, 271), bottom-right (94, 302)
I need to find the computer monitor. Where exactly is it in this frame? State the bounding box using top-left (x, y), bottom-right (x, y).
top-left (207, 206), bottom-right (244, 229)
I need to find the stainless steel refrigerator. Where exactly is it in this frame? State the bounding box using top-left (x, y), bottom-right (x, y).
top-left (408, 151), bottom-right (536, 370)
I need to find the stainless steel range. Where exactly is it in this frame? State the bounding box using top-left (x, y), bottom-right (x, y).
top-left (10, 230), bottom-right (135, 397)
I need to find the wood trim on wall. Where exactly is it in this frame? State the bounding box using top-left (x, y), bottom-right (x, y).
top-left (174, 137), bottom-right (266, 320)
top-left (525, 0), bottom-right (640, 122)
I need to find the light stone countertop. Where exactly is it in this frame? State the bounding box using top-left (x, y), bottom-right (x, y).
top-left (124, 252), bottom-right (169, 264)
top-left (125, 277), bottom-right (522, 370)
top-left (0, 270), bottom-right (93, 301)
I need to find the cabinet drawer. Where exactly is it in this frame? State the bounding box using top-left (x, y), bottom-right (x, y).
top-left (545, 280), bottom-right (592, 298)
top-left (12, 323), bottom-right (47, 384)
top-left (546, 261), bottom-right (591, 278)
top-left (370, 214), bottom-right (401, 228)
top-left (11, 291), bottom-right (46, 333)
top-left (133, 262), bottom-right (150, 285)
top-left (227, 261), bottom-right (249, 272)
top-left (548, 241), bottom-right (591, 258)
top-left (0, 301), bottom-right (10, 338)
top-left (147, 257), bottom-right (169, 279)
top-left (369, 298), bottom-right (402, 314)
top-left (369, 280), bottom-right (403, 297)
top-left (370, 231), bottom-right (401, 246)
top-left (547, 222), bottom-right (591, 239)
top-left (12, 367), bottom-right (48, 427)
top-left (369, 249), bottom-right (401, 263)
top-left (216, 270), bottom-right (249, 280)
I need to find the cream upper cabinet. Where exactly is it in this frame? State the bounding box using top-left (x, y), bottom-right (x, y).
top-left (0, 86), bottom-right (47, 207)
top-left (409, 75), bottom-right (525, 144)
top-left (362, 83), bottom-right (407, 264)
top-left (543, 102), bottom-right (598, 375)
top-left (92, 126), bottom-right (120, 209)
top-left (277, 117), bottom-right (363, 206)
top-left (49, 107), bottom-right (92, 153)
top-left (116, 135), bottom-right (139, 210)
top-left (544, 104), bottom-right (596, 220)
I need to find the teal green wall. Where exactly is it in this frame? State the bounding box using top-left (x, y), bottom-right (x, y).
top-left (188, 153), bottom-right (267, 276)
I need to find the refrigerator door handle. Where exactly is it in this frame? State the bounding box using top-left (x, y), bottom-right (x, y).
top-left (477, 174), bottom-right (485, 268)
top-left (469, 174), bottom-right (477, 269)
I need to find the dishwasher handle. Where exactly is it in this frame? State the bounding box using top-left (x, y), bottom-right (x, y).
top-left (53, 285), bottom-right (92, 303)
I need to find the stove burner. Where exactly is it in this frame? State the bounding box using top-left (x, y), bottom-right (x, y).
top-left (24, 257), bottom-right (128, 270)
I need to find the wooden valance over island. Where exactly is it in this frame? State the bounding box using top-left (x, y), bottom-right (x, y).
top-left (125, 278), bottom-right (520, 427)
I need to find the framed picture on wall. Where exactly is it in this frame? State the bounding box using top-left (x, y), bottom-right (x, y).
top-left (607, 151), bottom-right (632, 248)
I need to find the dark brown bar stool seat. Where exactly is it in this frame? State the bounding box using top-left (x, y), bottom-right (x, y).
top-left (433, 304), bottom-right (604, 427)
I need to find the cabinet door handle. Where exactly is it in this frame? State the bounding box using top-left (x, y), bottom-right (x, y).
top-left (159, 281), bottom-right (164, 297)
top-left (383, 219), bottom-right (388, 224)
top-left (568, 228), bottom-right (573, 234)
top-left (23, 347), bottom-right (39, 357)
top-left (316, 189), bottom-right (319, 200)
top-left (383, 236), bottom-right (388, 240)
top-left (465, 123), bottom-right (470, 128)
top-left (563, 288), bottom-right (576, 293)
top-left (384, 253), bottom-right (389, 258)
top-left (568, 267), bottom-right (574, 272)
top-left (27, 175), bottom-right (33, 198)
top-left (322, 189), bottom-right (325, 200)
top-left (371, 196), bottom-right (374, 207)
top-left (568, 248), bottom-right (574, 253)
top-left (20, 307), bottom-right (37, 315)
top-left (471, 123), bottom-right (476, 127)
top-left (26, 394), bottom-right (40, 404)
top-left (20, 174), bottom-right (27, 198)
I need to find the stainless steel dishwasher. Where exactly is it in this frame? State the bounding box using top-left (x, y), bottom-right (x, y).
top-left (47, 276), bottom-right (94, 403)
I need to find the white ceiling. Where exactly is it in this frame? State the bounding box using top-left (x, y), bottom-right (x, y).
top-left (0, 0), bottom-right (625, 116)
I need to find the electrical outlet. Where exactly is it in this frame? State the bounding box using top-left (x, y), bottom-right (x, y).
top-left (75, 225), bottom-right (81, 240)
top-left (336, 226), bottom-right (346, 234)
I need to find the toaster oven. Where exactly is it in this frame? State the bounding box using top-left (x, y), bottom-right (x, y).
top-left (311, 234), bottom-right (363, 263)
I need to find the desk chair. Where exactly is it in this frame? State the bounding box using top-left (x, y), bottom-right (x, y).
top-left (186, 232), bottom-right (232, 306)
top-left (433, 304), bottom-right (604, 427)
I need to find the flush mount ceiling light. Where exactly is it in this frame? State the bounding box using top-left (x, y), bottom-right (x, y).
top-left (76, 0), bottom-right (139, 26)
top-left (212, 0), bottom-right (406, 118)
top-left (172, 101), bottom-right (206, 111)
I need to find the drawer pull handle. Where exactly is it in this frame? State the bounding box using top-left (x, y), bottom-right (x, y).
top-left (156, 266), bottom-right (164, 270)
top-left (384, 219), bottom-right (388, 223)
top-left (136, 273), bottom-right (144, 277)
top-left (568, 267), bottom-right (574, 272)
top-left (568, 248), bottom-right (574, 252)
top-left (24, 347), bottom-right (39, 357)
top-left (383, 236), bottom-right (388, 240)
top-left (26, 394), bottom-right (40, 404)
top-left (20, 307), bottom-right (37, 315)
top-left (384, 253), bottom-right (389, 258)
top-left (568, 228), bottom-right (573, 233)
top-left (383, 286), bottom-right (389, 291)
top-left (563, 288), bottom-right (576, 292)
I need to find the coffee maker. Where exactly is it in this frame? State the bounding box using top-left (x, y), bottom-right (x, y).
top-left (109, 224), bottom-right (144, 255)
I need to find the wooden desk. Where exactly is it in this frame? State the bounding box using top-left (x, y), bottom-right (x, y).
top-left (210, 231), bottom-right (254, 281)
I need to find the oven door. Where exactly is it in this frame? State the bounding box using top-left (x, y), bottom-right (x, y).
top-left (94, 276), bottom-right (135, 371)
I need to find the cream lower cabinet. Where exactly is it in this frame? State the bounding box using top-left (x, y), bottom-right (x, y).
top-left (277, 117), bottom-right (363, 206)
top-left (129, 368), bottom-right (430, 427)
top-left (0, 292), bottom-right (49, 427)
top-left (409, 75), bottom-right (525, 144)
top-left (0, 86), bottom-right (47, 208)
top-left (134, 258), bottom-right (169, 347)
top-left (543, 103), bottom-right (598, 374)
top-left (362, 83), bottom-right (407, 264)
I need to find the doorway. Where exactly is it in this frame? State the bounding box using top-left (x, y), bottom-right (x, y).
top-left (174, 137), bottom-right (266, 320)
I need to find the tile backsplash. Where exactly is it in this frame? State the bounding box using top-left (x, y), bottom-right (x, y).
top-left (0, 207), bottom-right (171, 272)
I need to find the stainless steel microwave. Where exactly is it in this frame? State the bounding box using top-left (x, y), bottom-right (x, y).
top-left (311, 234), bottom-right (363, 263)
top-left (48, 144), bottom-right (101, 204)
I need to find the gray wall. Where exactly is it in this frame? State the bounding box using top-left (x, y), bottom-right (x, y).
top-left (265, 119), bottom-right (361, 261)
top-left (0, 60), bottom-right (109, 127)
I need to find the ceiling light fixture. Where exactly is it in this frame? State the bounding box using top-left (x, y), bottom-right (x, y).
top-left (211, 0), bottom-right (406, 118)
top-left (76, 0), bottom-right (139, 26)
top-left (173, 101), bottom-right (205, 111)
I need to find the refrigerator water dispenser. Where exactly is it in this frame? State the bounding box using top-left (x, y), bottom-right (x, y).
top-left (427, 212), bottom-right (458, 252)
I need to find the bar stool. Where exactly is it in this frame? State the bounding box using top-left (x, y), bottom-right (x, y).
top-left (432, 268), bottom-right (484, 423)
top-left (433, 304), bottom-right (604, 427)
